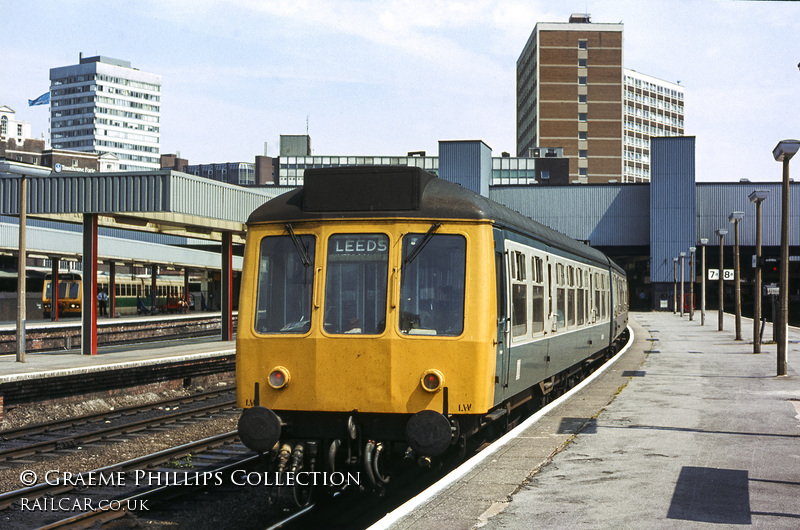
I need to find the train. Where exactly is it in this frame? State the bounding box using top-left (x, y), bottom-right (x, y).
top-left (42, 271), bottom-right (194, 318)
top-left (236, 166), bottom-right (628, 492)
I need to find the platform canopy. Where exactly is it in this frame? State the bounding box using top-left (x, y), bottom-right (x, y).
top-left (0, 165), bottom-right (278, 244)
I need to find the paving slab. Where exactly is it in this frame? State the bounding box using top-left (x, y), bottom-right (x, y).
top-left (384, 311), bottom-right (800, 529)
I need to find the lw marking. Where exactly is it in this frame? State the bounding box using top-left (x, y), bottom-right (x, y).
top-left (458, 403), bottom-right (472, 412)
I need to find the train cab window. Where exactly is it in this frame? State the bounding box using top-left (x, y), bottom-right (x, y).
top-left (255, 234), bottom-right (316, 334)
top-left (324, 234), bottom-right (389, 335)
top-left (400, 233), bottom-right (465, 336)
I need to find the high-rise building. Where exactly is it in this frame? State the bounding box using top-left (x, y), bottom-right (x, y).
top-left (623, 70), bottom-right (684, 182)
top-left (516, 14), bottom-right (684, 183)
top-left (49, 55), bottom-right (161, 171)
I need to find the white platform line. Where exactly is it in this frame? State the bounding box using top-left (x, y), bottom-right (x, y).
top-left (369, 325), bottom-right (635, 530)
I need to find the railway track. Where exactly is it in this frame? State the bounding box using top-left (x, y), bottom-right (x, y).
top-left (0, 389), bottom-right (237, 463)
top-left (0, 431), bottom-right (256, 528)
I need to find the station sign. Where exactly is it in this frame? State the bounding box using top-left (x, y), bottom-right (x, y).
top-left (708, 269), bottom-right (734, 281)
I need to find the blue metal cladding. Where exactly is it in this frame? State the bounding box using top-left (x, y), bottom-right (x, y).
top-left (490, 184), bottom-right (649, 246)
top-left (438, 140), bottom-right (492, 197)
top-left (650, 137), bottom-right (696, 283)
top-left (696, 182), bottom-right (799, 247)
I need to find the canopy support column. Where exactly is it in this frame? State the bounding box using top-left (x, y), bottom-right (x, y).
top-left (82, 214), bottom-right (98, 356)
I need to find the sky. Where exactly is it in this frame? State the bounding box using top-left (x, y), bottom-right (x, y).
top-left (1, 0), bottom-right (798, 182)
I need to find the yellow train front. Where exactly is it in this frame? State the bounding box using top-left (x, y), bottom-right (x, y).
top-left (236, 166), bottom-right (627, 487)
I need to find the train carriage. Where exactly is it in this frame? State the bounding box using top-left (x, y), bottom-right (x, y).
top-left (237, 166), bottom-right (627, 486)
top-left (43, 272), bottom-right (193, 318)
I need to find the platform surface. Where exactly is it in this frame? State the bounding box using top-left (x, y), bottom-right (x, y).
top-left (384, 311), bottom-right (800, 529)
top-left (0, 335), bottom-right (234, 383)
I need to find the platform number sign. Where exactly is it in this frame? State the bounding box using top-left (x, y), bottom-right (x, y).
top-left (708, 269), bottom-right (734, 280)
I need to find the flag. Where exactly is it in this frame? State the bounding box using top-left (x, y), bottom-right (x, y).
top-left (28, 92), bottom-right (50, 106)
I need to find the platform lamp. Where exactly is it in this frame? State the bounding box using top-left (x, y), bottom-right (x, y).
top-left (673, 257), bottom-right (679, 314)
top-left (680, 252), bottom-right (686, 317)
top-left (715, 229), bottom-right (728, 331)
top-left (749, 190), bottom-right (769, 353)
top-left (689, 246), bottom-right (696, 321)
top-left (772, 139), bottom-right (800, 376)
top-left (729, 212), bottom-right (745, 340)
top-left (699, 238), bottom-right (709, 326)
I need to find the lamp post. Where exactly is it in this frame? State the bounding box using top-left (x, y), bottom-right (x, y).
top-left (715, 229), bottom-right (728, 331)
top-left (772, 139), bottom-right (800, 376)
top-left (673, 257), bottom-right (678, 314)
top-left (0, 161), bottom-right (51, 363)
top-left (689, 246), bottom-right (696, 321)
top-left (700, 238), bottom-right (708, 326)
top-left (729, 212), bottom-right (744, 340)
top-left (749, 190), bottom-right (769, 353)
top-left (680, 252), bottom-right (686, 317)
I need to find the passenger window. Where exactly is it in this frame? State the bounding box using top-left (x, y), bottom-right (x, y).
top-left (324, 234), bottom-right (389, 335)
top-left (400, 233), bottom-right (466, 336)
top-left (512, 283), bottom-right (527, 337)
top-left (555, 263), bottom-right (565, 329)
top-left (531, 256), bottom-right (544, 334)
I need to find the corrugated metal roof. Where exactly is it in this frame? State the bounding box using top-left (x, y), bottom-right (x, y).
top-left (0, 169), bottom-right (279, 243)
top-left (489, 184), bottom-right (649, 246)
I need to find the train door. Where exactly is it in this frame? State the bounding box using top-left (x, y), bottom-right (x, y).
top-left (493, 229), bottom-right (510, 402)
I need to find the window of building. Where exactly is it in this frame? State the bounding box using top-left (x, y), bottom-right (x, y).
top-left (579, 168), bottom-right (588, 177)
top-left (579, 59), bottom-right (587, 67)
top-left (578, 77), bottom-right (587, 85)
top-left (579, 40), bottom-right (588, 49)
top-left (579, 113), bottom-right (587, 122)
top-left (579, 131), bottom-right (588, 140)
top-left (579, 150), bottom-right (588, 158)
top-left (0, 116), bottom-right (6, 135)
top-left (579, 94), bottom-right (587, 103)
top-left (17, 124), bottom-right (23, 136)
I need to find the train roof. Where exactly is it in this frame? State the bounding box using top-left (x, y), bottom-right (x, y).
top-left (248, 166), bottom-right (620, 271)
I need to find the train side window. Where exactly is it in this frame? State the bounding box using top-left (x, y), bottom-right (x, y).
top-left (255, 234), bottom-right (316, 334)
top-left (400, 233), bottom-right (465, 337)
top-left (511, 283), bottom-right (527, 337)
top-left (531, 256), bottom-right (544, 334)
top-left (576, 267), bottom-right (585, 326)
top-left (555, 263), bottom-right (565, 329)
top-left (324, 233), bottom-right (389, 335)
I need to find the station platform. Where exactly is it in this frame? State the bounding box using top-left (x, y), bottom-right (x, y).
top-left (0, 336), bottom-right (234, 384)
top-left (382, 311), bottom-right (800, 529)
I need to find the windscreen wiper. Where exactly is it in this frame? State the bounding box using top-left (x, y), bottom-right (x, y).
top-left (286, 223), bottom-right (311, 267)
top-left (403, 223), bottom-right (441, 268)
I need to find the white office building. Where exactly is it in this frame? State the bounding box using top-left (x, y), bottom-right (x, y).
top-left (0, 105), bottom-right (32, 144)
top-left (50, 55), bottom-right (161, 171)
top-left (623, 69), bottom-right (684, 182)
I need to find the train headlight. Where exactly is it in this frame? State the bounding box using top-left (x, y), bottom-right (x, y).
top-left (420, 369), bottom-right (444, 393)
top-left (268, 366), bottom-right (291, 389)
